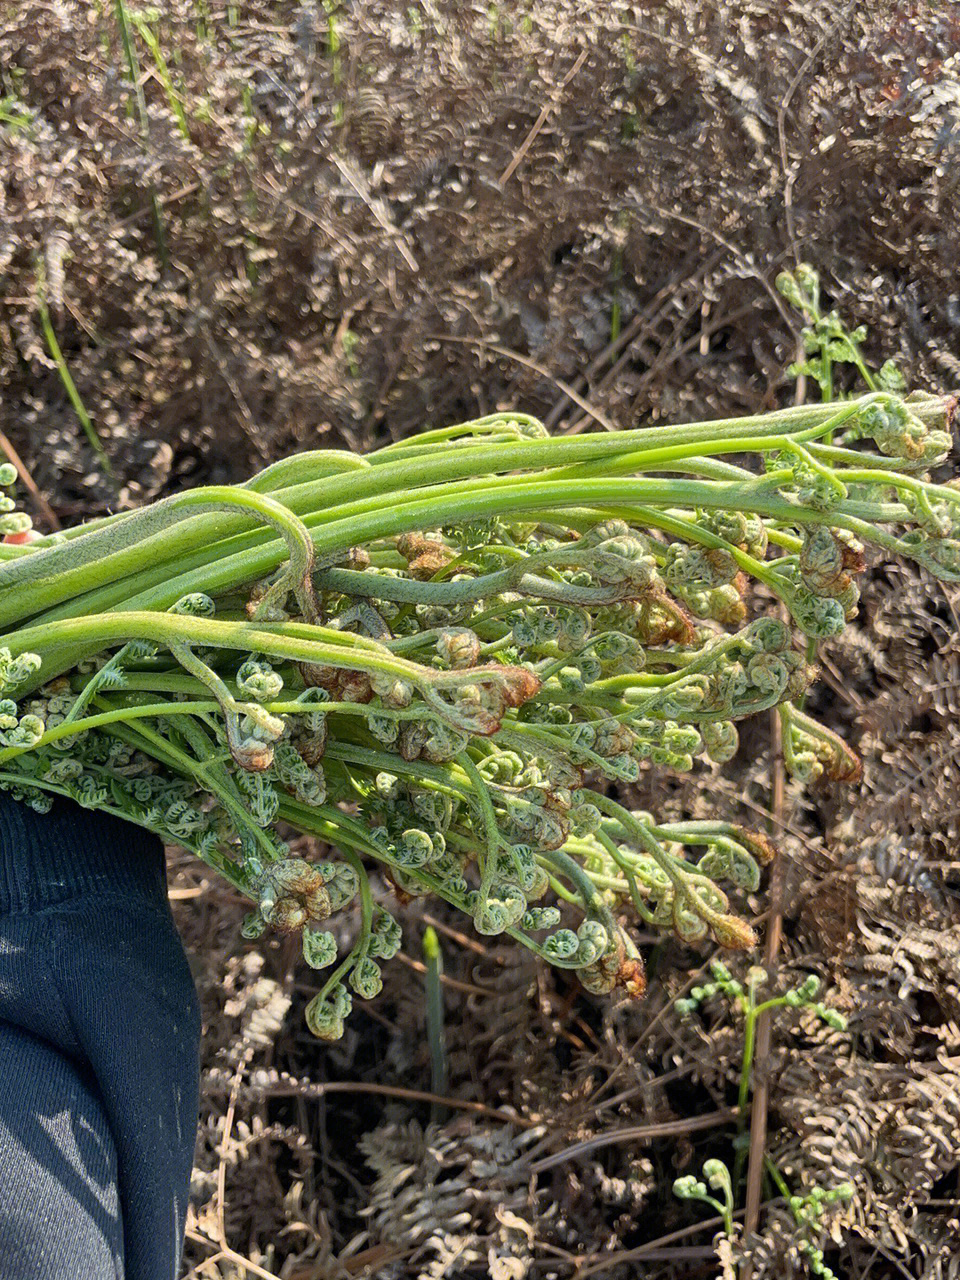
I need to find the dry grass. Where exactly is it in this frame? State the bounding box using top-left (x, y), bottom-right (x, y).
top-left (2, 2), bottom-right (959, 1276)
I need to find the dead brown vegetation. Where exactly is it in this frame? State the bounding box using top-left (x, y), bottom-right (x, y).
top-left (2, 2), bottom-right (959, 1277)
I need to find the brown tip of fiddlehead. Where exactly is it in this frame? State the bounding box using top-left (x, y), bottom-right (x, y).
top-left (299, 662), bottom-right (338, 689)
top-left (397, 533), bottom-right (455, 580)
top-left (942, 394), bottom-right (958, 431)
top-left (735, 828), bottom-right (777, 867)
top-left (294, 726), bottom-right (328, 767)
top-left (231, 739), bottom-right (275, 772)
top-left (630, 593), bottom-right (692, 646)
top-left (258, 859), bottom-right (335, 931)
top-left (297, 663), bottom-right (373, 703)
top-left (617, 955), bottom-right (647, 998)
top-left (785, 705), bottom-right (863, 785)
top-left (383, 868), bottom-right (417, 905)
top-left (824, 737), bottom-right (862, 784)
top-left (712, 915), bottom-right (759, 951)
top-left (493, 665), bottom-right (542, 707)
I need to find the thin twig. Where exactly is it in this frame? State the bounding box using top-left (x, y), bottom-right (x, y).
top-left (566, 298), bottom-right (766, 436)
top-left (543, 246), bottom-right (724, 428)
top-left (0, 426), bottom-right (61, 530)
top-left (575, 1202), bottom-right (783, 1278)
top-left (202, 331), bottom-right (271, 462)
top-left (543, 308), bottom-right (654, 430)
top-left (185, 1233), bottom-right (284, 1280)
top-left (580, 953), bottom-right (721, 1113)
top-left (115, 180), bottom-right (201, 228)
top-left (189, 1047), bottom-right (286, 1280)
top-left (528, 1107), bottom-right (739, 1173)
top-left (777, 11), bottom-right (851, 260)
top-left (202, 1075), bottom-right (538, 1127)
top-left (498, 48), bottom-right (588, 186)
top-left (395, 948), bottom-right (495, 997)
top-left (216, 1048), bottom-right (253, 1249)
top-left (742, 357), bottom-right (809, 1250)
top-left (421, 911), bottom-right (492, 955)
top-left (428, 334), bottom-right (618, 431)
top-left (330, 155), bottom-right (419, 271)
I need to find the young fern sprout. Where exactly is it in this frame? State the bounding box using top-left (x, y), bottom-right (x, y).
top-left (674, 960), bottom-right (851, 1277)
top-left (674, 1150), bottom-right (853, 1279)
top-left (676, 961), bottom-right (847, 1189)
top-left (0, 286), bottom-right (956, 1037)
top-left (674, 1157), bottom-right (736, 1239)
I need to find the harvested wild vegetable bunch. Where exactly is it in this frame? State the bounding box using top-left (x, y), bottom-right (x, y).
top-left (0, 374), bottom-right (956, 1037)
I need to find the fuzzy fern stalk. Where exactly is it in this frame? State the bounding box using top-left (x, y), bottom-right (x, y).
top-left (0, 375), bottom-right (957, 1038)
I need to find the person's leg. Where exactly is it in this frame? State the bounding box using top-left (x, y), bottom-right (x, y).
top-left (0, 1020), bottom-right (123, 1279)
top-left (0, 794), bottom-right (202, 1280)
top-left (49, 892), bottom-right (202, 1280)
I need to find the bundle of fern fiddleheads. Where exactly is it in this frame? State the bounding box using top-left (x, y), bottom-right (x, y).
top-left (1, 361), bottom-right (956, 1037)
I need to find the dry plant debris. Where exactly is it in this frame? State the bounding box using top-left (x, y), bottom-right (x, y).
top-left (2, 3), bottom-right (959, 1278)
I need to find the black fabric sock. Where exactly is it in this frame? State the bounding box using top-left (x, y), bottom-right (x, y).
top-left (0, 793), bottom-right (201, 1280)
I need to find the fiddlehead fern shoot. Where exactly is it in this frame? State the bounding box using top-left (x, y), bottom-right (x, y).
top-left (1, 291), bottom-right (956, 1037)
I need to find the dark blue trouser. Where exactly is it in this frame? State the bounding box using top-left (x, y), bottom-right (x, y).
top-left (0, 794), bottom-right (201, 1279)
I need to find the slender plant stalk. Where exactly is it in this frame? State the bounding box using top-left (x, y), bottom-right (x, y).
top-left (423, 925), bottom-right (449, 1119)
top-left (37, 291), bottom-right (114, 474)
top-left (113, 0), bottom-right (168, 265)
top-left (130, 12), bottom-right (191, 140)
